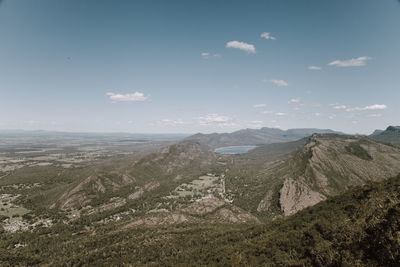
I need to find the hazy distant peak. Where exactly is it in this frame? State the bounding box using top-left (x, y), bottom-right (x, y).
top-left (185, 127), bottom-right (343, 148)
top-left (370, 126), bottom-right (400, 143)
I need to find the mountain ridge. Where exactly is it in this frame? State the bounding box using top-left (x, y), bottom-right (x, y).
top-left (371, 125), bottom-right (400, 143)
top-left (223, 133), bottom-right (400, 218)
top-left (186, 127), bottom-right (343, 148)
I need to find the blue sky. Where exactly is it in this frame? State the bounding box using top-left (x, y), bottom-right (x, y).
top-left (0, 0), bottom-right (399, 134)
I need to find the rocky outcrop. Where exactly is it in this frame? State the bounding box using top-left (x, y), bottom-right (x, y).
top-left (257, 190), bottom-right (273, 213)
top-left (128, 181), bottom-right (160, 200)
top-left (279, 177), bottom-right (326, 216)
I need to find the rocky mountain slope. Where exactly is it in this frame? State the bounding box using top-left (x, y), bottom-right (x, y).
top-left (50, 140), bottom-right (217, 211)
top-left (224, 134), bottom-right (400, 217)
top-left (42, 133), bottom-right (400, 222)
top-left (4, 129), bottom-right (400, 237)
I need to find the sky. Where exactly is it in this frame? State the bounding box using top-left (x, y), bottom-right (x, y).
top-left (0, 0), bottom-right (399, 134)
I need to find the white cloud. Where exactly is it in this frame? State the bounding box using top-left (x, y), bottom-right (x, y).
top-left (345, 107), bottom-right (360, 112)
top-left (328, 56), bottom-right (371, 67)
top-left (308, 66), bottom-right (321, 70)
top-left (333, 105), bottom-right (347, 110)
top-left (364, 104), bottom-right (388, 110)
top-left (288, 98), bottom-right (301, 104)
top-left (202, 52), bottom-right (221, 59)
top-left (159, 119), bottom-right (184, 126)
top-left (198, 114), bottom-right (236, 127)
top-left (253, 103), bottom-right (267, 108)
top-left (260, 32), bottom-right (276, 40)
top-left (346, 104), bottom-right (387, 112)
top-left (226, 41), bottom-right (256, 53)
top-left (275, 112), bottom-right (286, 116)
top-left (106, 92), bottom-right (149, 102)
top-left (270, 79), bottom-right (288, 87)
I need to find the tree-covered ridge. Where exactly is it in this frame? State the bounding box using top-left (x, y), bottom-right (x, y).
top-left (1, 174), bottom-right (399, 266)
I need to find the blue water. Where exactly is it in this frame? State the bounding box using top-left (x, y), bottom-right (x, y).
top-left (214, 145), bottom-right (257, 154)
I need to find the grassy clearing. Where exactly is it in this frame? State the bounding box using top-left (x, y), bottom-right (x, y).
top-left (0, 194), bottom-right (30, 218)
top-left (171, 175), bottom-right (219, 198)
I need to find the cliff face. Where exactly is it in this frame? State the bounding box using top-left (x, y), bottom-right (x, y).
top-left (276, 135), bottom-right (400, 215)
top-left (279, 177), bottom-right (326, 216)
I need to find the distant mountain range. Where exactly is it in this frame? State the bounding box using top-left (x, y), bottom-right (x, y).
top-left (186, 127), bottom-right (343, 148)
top-left (370, 126), bottom-right (400, 143)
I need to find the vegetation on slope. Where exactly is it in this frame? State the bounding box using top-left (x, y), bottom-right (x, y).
top-left (1, 132), bottom-right (400, 266)
top-left (224, 134), bottom-right (400, 218)
top-left (1, 174), bottom-right (399, 266)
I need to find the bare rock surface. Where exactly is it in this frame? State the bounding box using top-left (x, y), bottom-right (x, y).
top-left (279, 177), bottom-right (326, 216)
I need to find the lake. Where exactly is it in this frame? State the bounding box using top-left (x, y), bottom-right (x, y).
top-left (214, 146), bottom-right (257, 154)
